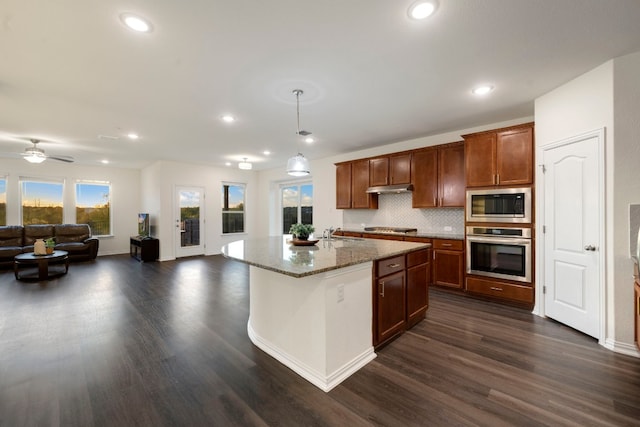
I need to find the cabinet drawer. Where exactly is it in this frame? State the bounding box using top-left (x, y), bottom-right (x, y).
top-left (363, 233), bottom-right (402, 241)
top-left (466, 276), bottom-right (534, 304)
top-left (407, 249), bottom-right (430, 268)
top-left (376, 255), bottom-right (406, 278)
top-left (433, 239), bottom-right (463, 251)
top-left (404, 237), bottom-right (432, 244)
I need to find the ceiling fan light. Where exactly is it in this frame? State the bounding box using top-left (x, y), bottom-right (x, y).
top-left (287, 153), bottom-right (310, 177)
top-left (238, 158), bottom-right (252, 170)
top-left (25, 152), bottom-right (46, 163)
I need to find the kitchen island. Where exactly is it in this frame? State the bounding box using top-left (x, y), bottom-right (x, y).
top-left (221, 235), bottom-right (429, 391)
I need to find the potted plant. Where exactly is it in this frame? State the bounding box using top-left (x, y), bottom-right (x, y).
top-left (45, 237), bottom-right (56, 254)
top-left (289, 223), bottom-right (315, 241)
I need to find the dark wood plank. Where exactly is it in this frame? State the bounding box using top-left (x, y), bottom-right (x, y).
top-left (0, 255), bottom-right (639, 426)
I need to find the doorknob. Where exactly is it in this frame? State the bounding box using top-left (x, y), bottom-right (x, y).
top-left (584, 245), bottom-right (597, 251)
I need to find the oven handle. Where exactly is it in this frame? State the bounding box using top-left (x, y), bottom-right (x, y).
top-left (466, 235), bottom-right (531, 246)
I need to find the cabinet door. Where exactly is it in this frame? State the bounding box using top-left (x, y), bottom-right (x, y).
top-left (375, 271), bottom-right (406, 346)
top-left (407, 259), bottom-right (430, 327)
top-left (438, 143), bottom-right (465, 207)
top-left (369, 157), bottom-right (389, 186)
top-left (411, 149), bottom-right (438, 208)
top-left (496, 126), bottom-right (533, 186)
top-left (465, 133), bottom-right (496, 187)
top-left (390, 154), bottom-right (411, 184)
top-left (635, 282), bottom-right (640, 350)
top-left (352, 159), bottom-right (377, 209)
top-left (433, 249), bottom-right (464, 289)
top-left (335, 163), bottom-right (352, 209)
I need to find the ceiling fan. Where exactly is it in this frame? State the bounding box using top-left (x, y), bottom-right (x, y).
top-left (22, 139), bottom-right (74, 163)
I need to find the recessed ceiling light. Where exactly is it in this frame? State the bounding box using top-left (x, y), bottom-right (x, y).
top-left (221, 115), bottom-right (236, 123)
top-left (127, 133), bottom-right (139, 140)
top-left (304, 137), bottom-right (314, 144)
top-left (472, 85), bottom-right (494, 96)
top-left (408, 1), bottom-right (438, 20)
top-left (101, 159), bottom-right (110, 164)
top-left (263, 150), bottom-right (271, 155)
top-left (120, 13), bottom-right (152, 33)
top-left (225, 162), bottom-right (232, 166)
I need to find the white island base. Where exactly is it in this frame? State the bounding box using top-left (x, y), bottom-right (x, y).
top-left (247, 262), bottom-right (376, 392)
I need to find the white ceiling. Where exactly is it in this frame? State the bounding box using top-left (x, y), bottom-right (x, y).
top-left (1, 0), bottom-right (640, 170)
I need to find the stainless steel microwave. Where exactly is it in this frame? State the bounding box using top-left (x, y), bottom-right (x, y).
top-left (466, 187), bottom-right (532, 223)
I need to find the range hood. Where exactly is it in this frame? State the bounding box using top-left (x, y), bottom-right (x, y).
top-left (366, 183), bottom-right (414, 194)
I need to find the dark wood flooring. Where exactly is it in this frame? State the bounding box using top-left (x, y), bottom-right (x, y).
top-left (0, 254), bottom-right (639, 426)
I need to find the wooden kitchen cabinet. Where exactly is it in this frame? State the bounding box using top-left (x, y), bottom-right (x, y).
top-left (412, 142), bottom-right (464, 208)
top-left (370, 154), bottom-right (412, 186)
top-left (432, 239), bottom-right (464, 289)
top-left (464, 123), bottom-right (534, 188)
top-left (635, 274), bottom-right (640, 351)
top-left (465, 276), bottom-right (534, 306)
top-left (373, 255), bottom-right (406, 347)
top-left (406, 248), bottom-right (431, 328)
top-left (335, 160), bottom-right (377, 209)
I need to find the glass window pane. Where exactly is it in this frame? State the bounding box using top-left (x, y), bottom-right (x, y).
top-left (0, 178), bottom-right (6, 226)
top-left (301, 184), bottom-right (313, 225)
top-left (21, 180), bottom-right (63, 225)
top-left (282, 186), bottom-right (298, 233)
top-left (222, 184), bottom-right (245, 234)
top-left (76, 182), bottom-right (111, 235)
top-left (180, 190), bottom-right (200, 246)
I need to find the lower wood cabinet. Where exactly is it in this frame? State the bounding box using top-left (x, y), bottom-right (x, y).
top-left (373, 255), bottom-right (406, 347)
top-left (406, 248), bottom-right (431, 328)
top-left (465, 276), bottom-right (534, 306)
top-left (635, 278), bottom-right (640, 351)
top-left (432, 239), bottom-right (464, 289)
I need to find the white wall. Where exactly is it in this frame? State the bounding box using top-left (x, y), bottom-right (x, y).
top-left (139, 160), bottom-right (259, 260)
top-left (535, 53), bottom-right (640, 355)
top-left (255, 117), bottom-right (533, 238)
top-left (0, 158), bottom-right (140, 255)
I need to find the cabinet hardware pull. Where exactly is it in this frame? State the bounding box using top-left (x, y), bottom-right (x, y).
top-left (637, 295), bottom-right (640, 316)
top-left (388, 263), bottom-right (400, 268)
top-left (496, 174), bottom-right (500, 185)
top-left (441, 243), bottom-right (452, 247)
top-left (492, 174), bottom-right (496, 185)
top-left (380, 281), bottom-right (385, 297)
top-left (490, 286), bottom-right (503, 291)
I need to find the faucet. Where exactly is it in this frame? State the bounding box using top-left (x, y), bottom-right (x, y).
top-left (323, 226), bottom-right (336, 240)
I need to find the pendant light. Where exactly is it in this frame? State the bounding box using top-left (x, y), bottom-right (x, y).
top-left (286, 89), bottom-right (311, 177)
top-left (238, 157), bottom-right (252, 170)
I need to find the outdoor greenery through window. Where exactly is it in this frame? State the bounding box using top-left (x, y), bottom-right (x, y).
top-left (282, 182), bottom-right (313, 234)
top-left (76, 182), bottom-right (111, 236)
top-left (21, 179), bottom-right (64, 225)
top-left (0, 177), bottom-right (6, 226)
top-left (222, 183), bottom-right (245, 234)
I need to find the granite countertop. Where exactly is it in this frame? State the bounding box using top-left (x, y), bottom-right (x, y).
top-left (221, 235), bottom-right (430, 278)
top-left (339, 228), bottom-right (464, 241)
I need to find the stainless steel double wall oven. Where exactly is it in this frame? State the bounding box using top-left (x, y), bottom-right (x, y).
top-left (465, 187), bottom-right (533, 283)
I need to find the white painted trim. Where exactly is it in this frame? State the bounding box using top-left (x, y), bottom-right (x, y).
top-left (603, 338), bottom-right (640, 358)
top-left (536, 128), bottom-right (606, 344)
top-left (248, 321), bottom-right (377, 392)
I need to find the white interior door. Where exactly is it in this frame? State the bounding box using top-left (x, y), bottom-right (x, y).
top-left (175, 186), bottom-right (204, 258)
top-left (542, 130), bottom-right (603, 339)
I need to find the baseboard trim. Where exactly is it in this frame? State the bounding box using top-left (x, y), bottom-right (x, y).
top-left (603, 338), bottom-right (640, 358)
top-left (247, 321), bottom-right (376, 392)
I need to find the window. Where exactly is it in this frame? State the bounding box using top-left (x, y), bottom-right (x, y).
top-left (222, 183), bottom-right (245, 234)
top-left (0, 177), bottom-right (6, 226)
top-left (76, 181), bottom-right (111, 236)
top-left (282, 182), bottom-right (313, 233)
top-left (21, 178), bottom-right (64, 225)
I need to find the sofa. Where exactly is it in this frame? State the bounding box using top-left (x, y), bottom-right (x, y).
top-left (0, 224), bottom-right (99, 268)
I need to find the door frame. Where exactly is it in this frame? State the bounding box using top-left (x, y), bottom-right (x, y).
top-left (535, 128), bottom-right (606, 344)
top-left (174, 185), bottom-right (205, 258)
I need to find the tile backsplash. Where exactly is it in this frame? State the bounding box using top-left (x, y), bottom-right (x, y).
top-left (342, 192), bottom-right (464, 235)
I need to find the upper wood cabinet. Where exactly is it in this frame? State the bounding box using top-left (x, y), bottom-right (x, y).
top-left (464, 123), bottom-right (534, 188)
top-left (412, 142), bottom-right (464, 208)
top-left (335, 160), bottom-right (378, 209)
top-left (370, 154), bottom-right (411, 186)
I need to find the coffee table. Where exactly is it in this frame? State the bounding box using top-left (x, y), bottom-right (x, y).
top-left (14, 250), bottom-right (69, 281)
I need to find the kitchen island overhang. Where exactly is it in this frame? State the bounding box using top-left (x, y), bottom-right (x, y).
top-left (221, 236), bottom-right (430, 392)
